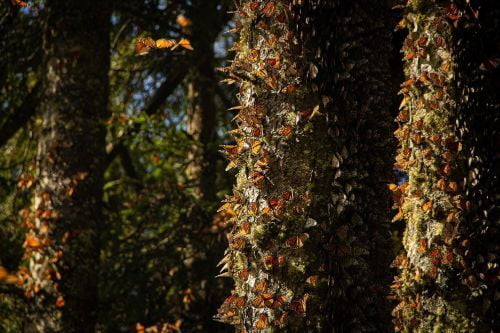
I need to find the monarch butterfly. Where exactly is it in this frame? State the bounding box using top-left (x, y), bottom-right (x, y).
top-left (238, 269), bottom-right (249, 280)
top-left (176, 15), bottom-right (192, 28)
top-left (11, 0), bottom-right (28, 6)
top-left (253, 279), bottom-right (267, 292)
top-left (255, 313), bottom-right (268, 330)
top-left (135, 37), bottom-right (155, 55)
top-left (289, 293), bottom-right (308, 314)
top-left (234, 296), bottom-right (247, 308)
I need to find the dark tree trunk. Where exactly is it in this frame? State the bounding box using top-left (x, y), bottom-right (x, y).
top-left (392, 1), bottom-right (500, 331)
top-left (185, 0), bottom-right (220, 201)
top-left (216, 1), bottom-right (394, 331)
top-left (23, 0), bottom-right (110, 332)
top-left (180, 2), bottom-right (232, 332)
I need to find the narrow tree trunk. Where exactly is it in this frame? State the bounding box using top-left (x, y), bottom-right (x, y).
top-left (185, 0), bottom-right (219, 201)
top-left (24, 1), bottom-right (110, 332)
top-left (392, 1), bottom-right (499, 331)
top-left (181, 3), bottom-right (232, 331)
top-left (216, 1), bottom-right (393, 331)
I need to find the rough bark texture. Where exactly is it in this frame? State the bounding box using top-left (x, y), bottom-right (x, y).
top-left (216, 1), bottom-right (393, 331)
top-left (391, 1), bottom-right (500, 331)
top-left (185, 1), bottom-right (219, 201)
top-left (23, 0), bottom-right (110, 332)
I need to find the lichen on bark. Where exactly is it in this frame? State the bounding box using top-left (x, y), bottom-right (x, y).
top-left (23, 0), bottom-right (111, 332)
top-left (216, 1), bottom-right (394, 331)
top-left (391, 1), bottom-right (500, 331)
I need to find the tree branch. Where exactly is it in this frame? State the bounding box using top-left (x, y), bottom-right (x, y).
top-left (0, 83), bottom-right (40, 148)
top-left (105, 65), bottom-right (186, 169)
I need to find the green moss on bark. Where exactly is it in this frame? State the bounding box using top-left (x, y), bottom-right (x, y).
top-left (23, 1), bottom-right (110, 332)
top-left (216, 1), bottom-right (394, 331)
top-left (392, 1), bottom-right (500, 331)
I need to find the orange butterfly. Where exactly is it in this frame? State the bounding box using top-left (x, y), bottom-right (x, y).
top-left (135, 37), bottom-right (155, 55)
top-left (176, 15), bottom-right (192, 28)
top-left (155, 39), bottom-right (177, 49)
top-left (253, 279), bottom-right (267, 292)
top-left (173, 38), bottom-right (193, 51)
top-left (255, 313), bottom-right (268, 330)
top-left (11, 0), bottom-right (28, 6)
top-left (289, 293), bottom-right (308, 314)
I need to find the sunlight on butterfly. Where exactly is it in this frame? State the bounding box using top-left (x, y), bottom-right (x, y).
top-left (135, 37), bottom-right (193, 55)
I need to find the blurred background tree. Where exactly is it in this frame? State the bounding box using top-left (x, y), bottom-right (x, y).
top-left (0, 0), bottom-right (236, 332)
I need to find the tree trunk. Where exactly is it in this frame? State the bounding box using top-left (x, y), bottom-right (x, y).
top-left (24, 0), bottom-right (110, 332)
top-left (181, 3), bottom-right (232, 331)
top-left (216, 1), bottom-right (393, 331)
top-left (392, 1), bottom-right (500, 331)
top-left (185, 0), bottom-right (220, 201)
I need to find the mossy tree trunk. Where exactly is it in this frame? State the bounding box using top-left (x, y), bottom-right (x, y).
top-left (23, 0), bottom-right (110, 332)
top-left (392, 1), bottom-right (499, 331)
top-left (216, 0), bottom-right (394, 331)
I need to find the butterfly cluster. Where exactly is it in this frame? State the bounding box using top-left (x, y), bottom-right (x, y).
top-left (213, 1), bottom-right (328, 331)
top-left (391, 1), bottom-right (499, 331)
top-left (19, 170), bottom-right (90, 311)
top-left (135, 37), bottom-right (193, 56)
top-left (215, 0), bottom-right (398, 331)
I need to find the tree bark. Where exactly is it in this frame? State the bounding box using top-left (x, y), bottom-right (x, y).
top-left (392, 1), bottom-right (500, 331)
top-left (216, 1), bottom-right (393, 331)
top-left (23, 0), bottom-right (110, 332)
